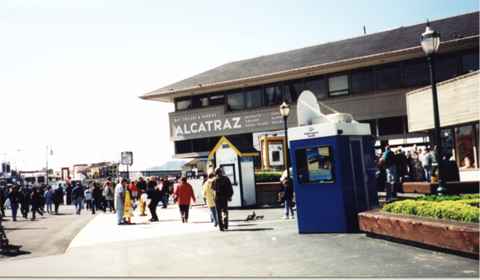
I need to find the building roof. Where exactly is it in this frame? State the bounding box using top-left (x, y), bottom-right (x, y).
top-left (146, 159), bottom-right (190, 171)
top-left (208, 136), bottom-right (259, 159)
top-left (142, 11), bottom-right (479, 101)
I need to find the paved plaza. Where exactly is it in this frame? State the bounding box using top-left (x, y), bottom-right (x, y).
top-left (0, 205), bottom-right (478, 277)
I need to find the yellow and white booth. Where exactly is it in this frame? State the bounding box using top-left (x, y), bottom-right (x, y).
top-left (208, 136), bottom-right (258, 208)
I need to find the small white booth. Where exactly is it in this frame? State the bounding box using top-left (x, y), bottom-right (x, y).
top-left (208, 136), bottom-right (258, 207)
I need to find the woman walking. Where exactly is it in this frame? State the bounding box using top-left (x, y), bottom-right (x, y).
top-left (123, 185), bottom-right (134, 224)
top-left (173, 177), bottom-right (196, 223)
top-left (202, 173), bottom-right (218, 227)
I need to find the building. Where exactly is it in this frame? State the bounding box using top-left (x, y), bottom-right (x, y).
top-left (141, 12), bottom-right (479, 171)
top-left (407, 71), bottom-right (479, 181)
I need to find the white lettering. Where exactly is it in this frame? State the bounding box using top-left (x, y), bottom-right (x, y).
top-left (205, 120), bottom-right (213, 131)
top-left (198, 122), bottom-right (206, 133)
top-left (223, 119), bottom-right (232, 130)
top-left (175, 126), bottom-right (184, 136)
top-left (190, 122), bottom-right (198, 134)
top-left (183, 123), bottom-right (191, 134)
top-left (232, 117), bottom-right (242, 129)
top-left (214, 120), bottom-right (222, 131)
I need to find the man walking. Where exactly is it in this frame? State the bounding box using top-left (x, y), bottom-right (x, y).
top-left (173, 177), bottom-right (196, 223)
top-left (72, 182), bottom-right (85, 215)
top-left (212, 168), bottom-right (233, 231)
top-left (53, 185), bottom-right (64, 215)
top-left (382, 145), bottom-right (397, 201)
top-left (147, 177), bottom-right (160, 222)
top-left (7, 186), bottom-right (20, 221)
top-left (30, 188), bottom-right (44, 221)
top-left (103, 181), bottom-right (115, 212)
top-left (115, 179), bottom-right (127, 225)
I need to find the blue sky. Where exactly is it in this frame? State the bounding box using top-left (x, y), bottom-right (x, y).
top-left (0, 0), bottom-right (477, 171)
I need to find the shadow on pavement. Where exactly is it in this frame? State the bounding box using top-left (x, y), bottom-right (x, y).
top-left (0, 249), bottom-right (31, 258)
top-left (4, 227), bottom-right (48, 231)
top-left (227, 227), bottom-right (273, 232)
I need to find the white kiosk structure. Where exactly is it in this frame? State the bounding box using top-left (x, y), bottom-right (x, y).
top-left (208, 136), bottom-right (258, 207)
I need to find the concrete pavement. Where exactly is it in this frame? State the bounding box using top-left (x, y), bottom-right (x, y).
top-left (0, 205), bottom-right (478, 277)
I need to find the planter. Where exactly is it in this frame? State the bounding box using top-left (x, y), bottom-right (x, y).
top-left (359, 210), bottom-right (479, 256)
top-left (402, 181), bottom-right (479, 195)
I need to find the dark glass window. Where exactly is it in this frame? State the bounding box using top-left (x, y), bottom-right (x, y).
top-left (208, 137), bottom-right (221, 150)
top-left (209, 94), bottom-right (225, 106)
top-left (283, 80), bottom-right (303, 104)
top-left (403, 60), bottom-right (429, 87)
top-left (192, 95), bottom-right (209, 108)
top-left (328, 74), bottom-right (349, 96)
top-left (175, 140), bottom-right (192, 154)
top-left (435, 55), bottom-right (458, 82)
top-left (360, 119), bottom-right (378, 136)
top-left (304, 77), bottom-right (328, 99)
top-left (377, 116), bottom-right (405, 136)
top-left (264, 85), bottom-right (283, 106)
top-left (351, 68), bottom-right (374, 94)
top-left (461, 51), bottom-right (479, 74)
top-left (245, 88), bottom-right (263, 109)
top-left (455, 124), bottom-right (477, 168)
top-left (441, 128), bottom-right (454, 160)
top-left (227, 91), bottom-right (245, 111)
top-left (375, 64), bottom-right (401, 91)
top-left (175, 98), bottom-right (192, 111)
top-left (192, 138), bottom-right (210, 152)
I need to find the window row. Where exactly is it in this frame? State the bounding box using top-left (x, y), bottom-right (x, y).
top-left (175, 50), bottom-right (478, 111)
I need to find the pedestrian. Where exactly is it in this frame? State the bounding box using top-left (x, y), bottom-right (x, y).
top-left (92, 182), bottom-right (104, 213)
top-left (115, 179), bottom-right (128, 225)
top-left (44, 186), bottom-right (54, 214)
top-left (7, 186), bottom-right (20, 221)
top-left (280, 170), bottom-right (295, 219)
top-left (382, 145), bottom-right (397, 201)
top-left (19, 186), bottom-right (31, 219)
top-left (139, 189), bottom-right (147, 216)
top-left (147, 177), bottom-right (160, 222)
top-left (129, 181), bottom-right (138, 201)
top-left (420, 148), bottom-right (433, 182)
top-left (84, 185), bottom-right (93, 211)
top-left (103, 181), bottom-right (115, 212)
top-left (212, 167), bottom-right (233, 231)
top-left (202, 173), bottom-right (218, 227)
top-left (72, 182), bottom-right (85, 215)
top-left (123, 185), bottom-right (134, 224)
top-left (161, 177), bottom-right (171, 208)
top-left (173, 177), bottom-right (196, 223)
top-left (0, 185), bottom-right (6, 218)
top-left (66, 182), bottom-right (73, 205)
top-left (136, 177), bottom-right (147, 193)
top-left (53, 185), bottom-right (64, 214)
top-left (30, 188), bottom-right (44, 221)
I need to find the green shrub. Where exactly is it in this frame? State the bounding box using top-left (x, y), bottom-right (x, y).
top-left (382, 195), bottom-right (480, 223)
top-left (255, 171), bottom-right (282, 183)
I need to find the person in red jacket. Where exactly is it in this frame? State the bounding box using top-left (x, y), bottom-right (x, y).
top-left (173, 177), bottom-right (196, 223)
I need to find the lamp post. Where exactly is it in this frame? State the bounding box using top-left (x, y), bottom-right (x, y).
top-left (421, 22), bottom-right (446, 195)
top-left (279, 102), bottom-right (291, 179)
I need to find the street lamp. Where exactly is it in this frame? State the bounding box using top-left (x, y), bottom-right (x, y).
top-left (279, 102), bottom-right (291, 179)
top-left (421, 22), bottom-right (446, 195)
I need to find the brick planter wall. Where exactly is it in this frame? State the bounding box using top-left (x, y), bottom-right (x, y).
top-left (359, 210), bottom-right (479, 256)
top-left (402, 181), bottom-right (479, 194)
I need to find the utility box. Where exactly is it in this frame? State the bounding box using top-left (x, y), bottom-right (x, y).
top-left (208, 136), bottom-right (258, 207)
top-left (289, 90), bottom-right (379, 233)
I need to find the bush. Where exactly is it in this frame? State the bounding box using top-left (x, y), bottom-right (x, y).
top-left (255, 171), bottom-right (282, 183)
top-left (382, 194), bottom-right (480, 223)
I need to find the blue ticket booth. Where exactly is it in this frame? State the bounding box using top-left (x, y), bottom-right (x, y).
top-left (289, 91), bottom-right (379, 233)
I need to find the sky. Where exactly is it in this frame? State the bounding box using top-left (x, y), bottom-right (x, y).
top-left (0, 0), bottom-right (478, 171)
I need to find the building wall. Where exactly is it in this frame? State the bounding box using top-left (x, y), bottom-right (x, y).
top-left (406, 71), bottom-right (479, 132)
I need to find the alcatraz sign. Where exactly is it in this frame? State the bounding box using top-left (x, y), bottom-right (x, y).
top-left (169, 106), bottom-right (297, 141)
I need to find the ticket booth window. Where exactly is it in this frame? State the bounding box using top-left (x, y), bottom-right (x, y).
top-left (295, 146), bottom-right (334, 184)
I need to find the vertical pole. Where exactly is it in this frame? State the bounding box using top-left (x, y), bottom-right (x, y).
top-left (284, 115), bottom-right (290, 179)
top-left (45, 146), bottom-right (49, 187)
top-left (427, 55), bottom-right (446, 195)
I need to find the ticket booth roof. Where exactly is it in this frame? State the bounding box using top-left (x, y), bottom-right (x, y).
top-left (208, 136), bottom-right (258, 159)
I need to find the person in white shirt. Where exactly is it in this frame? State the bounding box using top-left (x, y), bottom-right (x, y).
top-left (115, 179), bottom-right (128, 225)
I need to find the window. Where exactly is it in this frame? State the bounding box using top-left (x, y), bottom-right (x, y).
top-left (226, 91), bottom-right (244, 111)
top-left (403, 60), bottom-right (429, 87)
top-left (220, 164), bottom-right (237, 185)
top-left (245, 88), bottom-right (263, 109)
top-left (441, 128), bottom-right (454, 159)
top-left (377, 116), bottom-right (405, 136)
top-left (435, 55), bottom-right (459, 82)
top-left (455, 124), bottom-right (477, 169)
top-left (192, 95), bottom-right (209, 108)
top-left (175, 98), bottom-right (192, 111)
top-left (461, 51), bottom-right (479, 74)
top-left (351, 68), bottom-right (374, 94)
top-left (264, 85), bottom-right (283, 106)
top-left (175, 140), bottom-right (192, 154)
top-left (283, 79), bottom-right (304, 103)
top-left (375, 64), bottom-right (401, 91)
top-left (192, 138), bottom-right (210, 152)
top-left (360, 119), bottom-right (378, 136)
top-left (328, 75), bottom-right (349, 96)
top-left (295, 146), bottom-right (334, 184)
top-left (209, 94), bottom-right (225, 106)
top-left (305, 77), bottom-right (328, 99)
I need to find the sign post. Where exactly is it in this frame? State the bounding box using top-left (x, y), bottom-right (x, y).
top-left (120, 151), bottom-right (133, 180)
